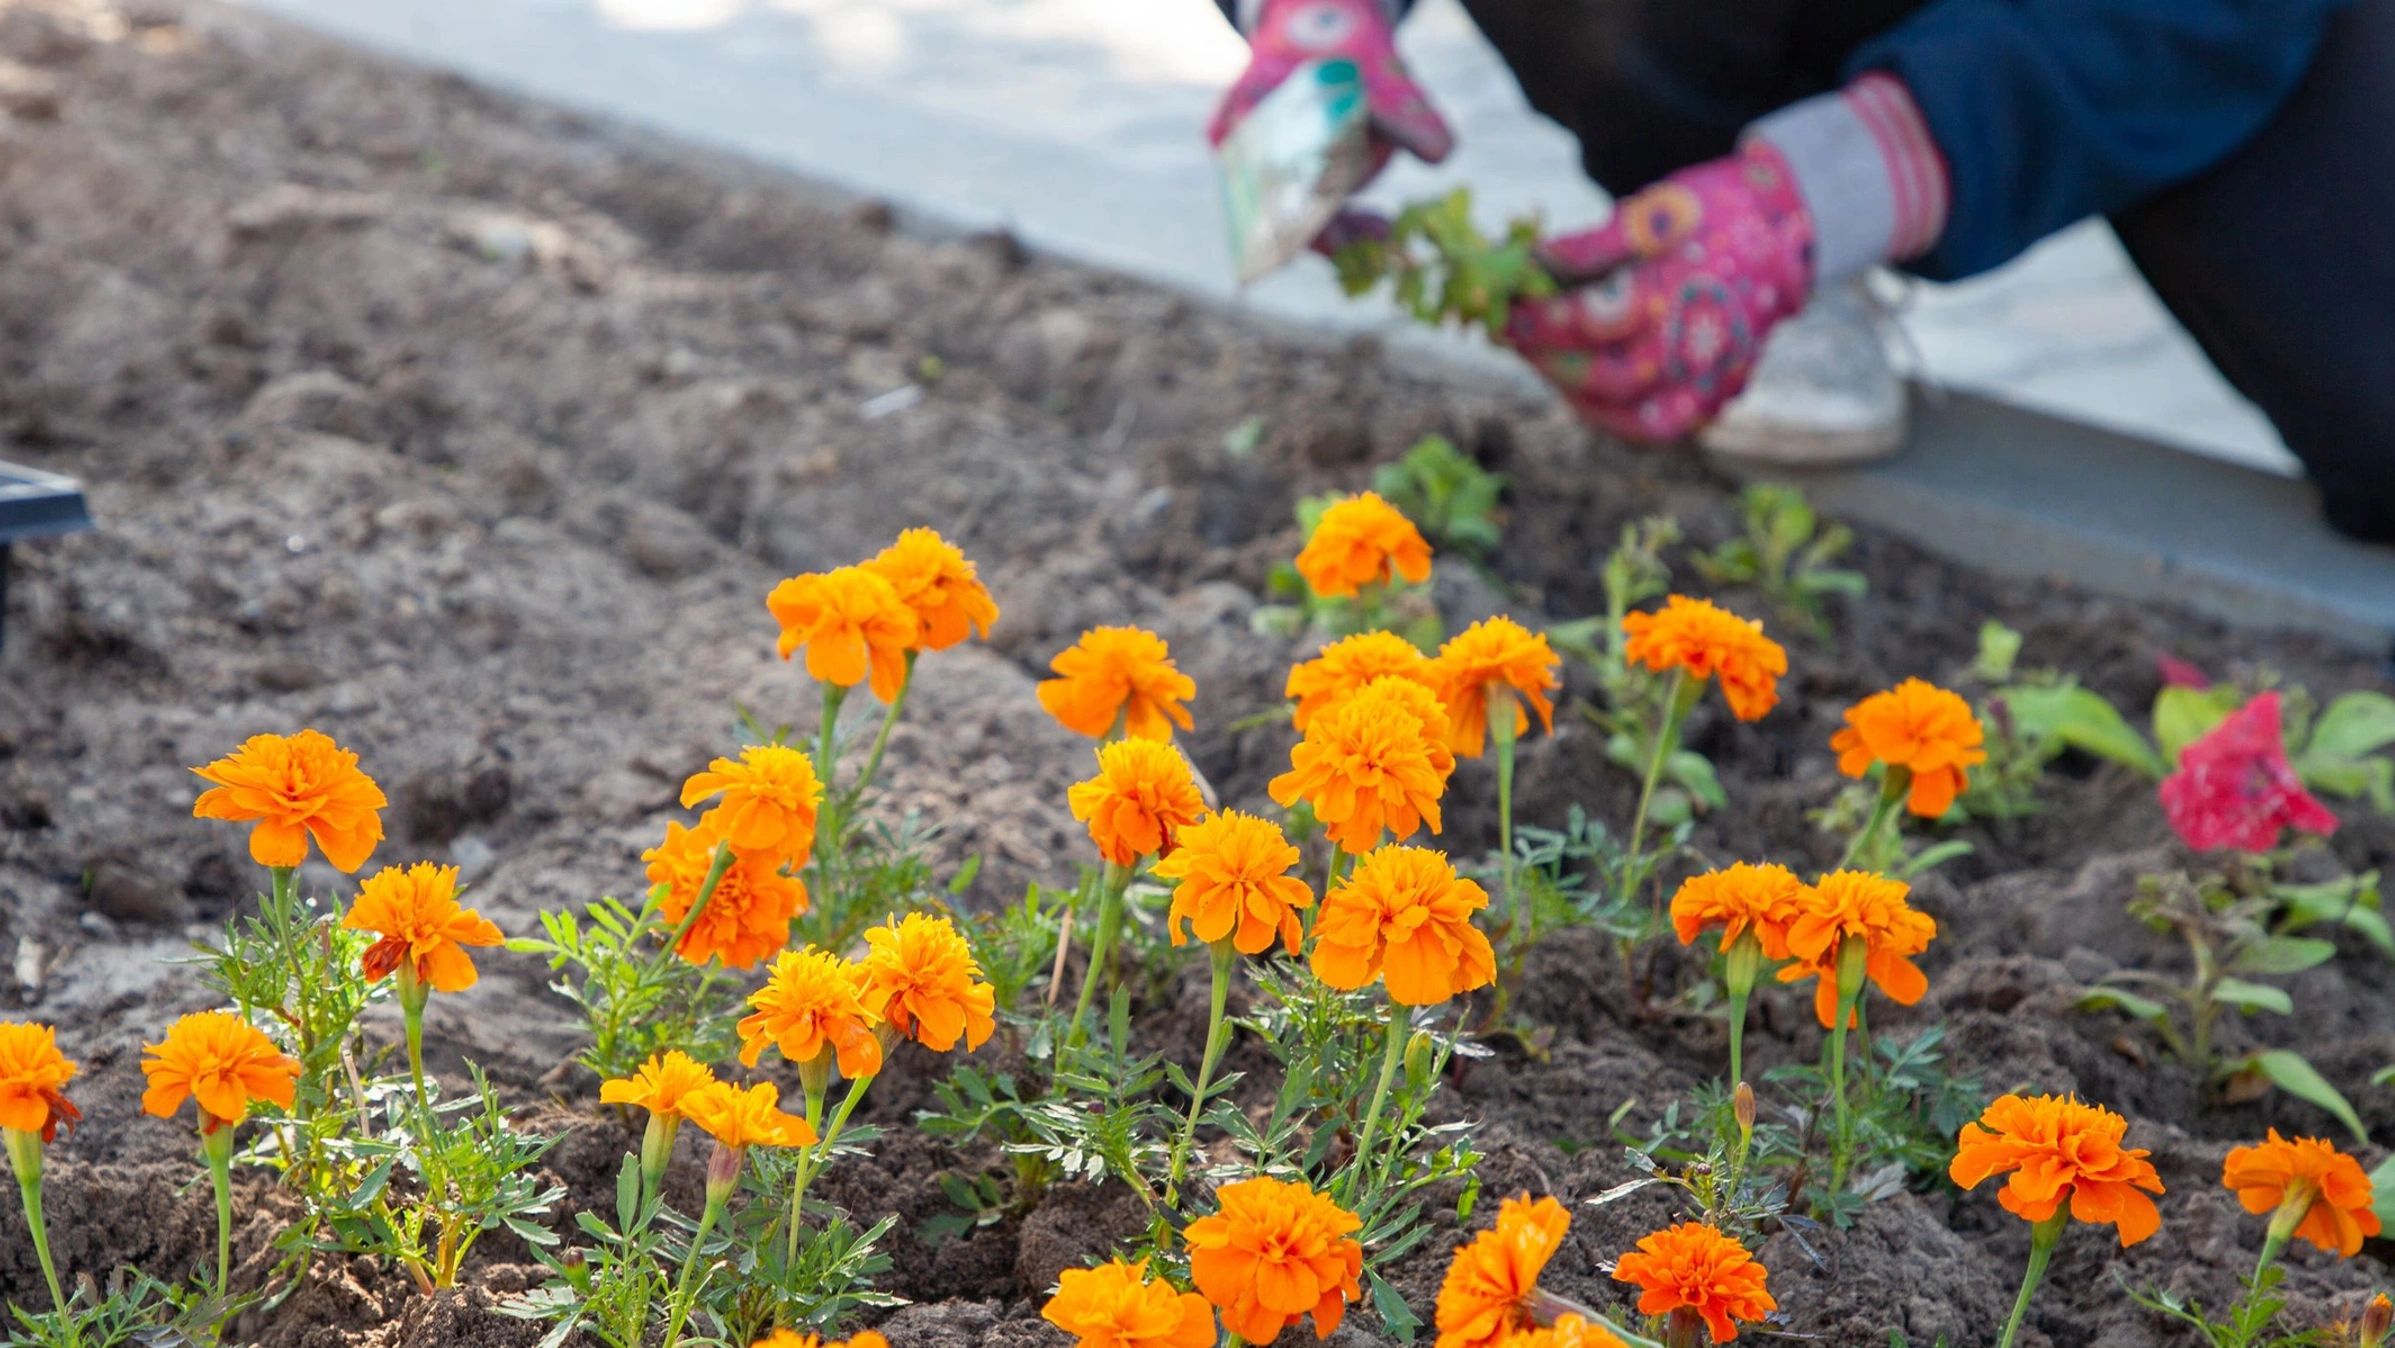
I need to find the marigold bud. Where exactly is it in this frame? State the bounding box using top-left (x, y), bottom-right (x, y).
top-left (1733, 1082), bottom-right (1756, 1134)
top-left (704, 1139), bottom-right (743, 1205)
top-left (2358, 1292), bottom-right (2390, 1348)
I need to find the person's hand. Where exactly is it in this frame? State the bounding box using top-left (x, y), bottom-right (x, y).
top-left (1207, 0), bottom-right (1454, 187)
top-left (1503, 140), bottom-right (1815, 443)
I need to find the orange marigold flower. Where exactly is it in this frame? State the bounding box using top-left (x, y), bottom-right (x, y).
top-left (750, 1333), bottom-right (890, 1348)
top-left (1620, 596), bottom-right (1786, 722)
top-left (1611, 1222), bottom-right (1777, 1344)
top-left (2221, 1129), bottom-right (2381, 1257)
top-left (1038, 626), bottom-right (1197, 742)
top-left (598, 1050), bottom-right (719, 1121)
top-left (681, 1080), bottom-right (818, 1151)
top-left (1068, 739), bottom-right (1207, 868)
top-left (866, 527), bottom-right (1000, 651)
top-left (1311, 845), bottom-right (1495, 1006)
top-left (141, 1011), bottom-right (299, 1132)
top-left (1433, 1193), bottom-right (1571, 1348)
top-left (1777, 870), bottom-right (1937, 1027)
top-left (1185, 1175), bottom-right (1364, 1343)
top-left (1295, 491), bottom-right (1433, 600)
top-left (343, 862), bottom-right (504, 993)
top-left (1041, 1257), bottom-right (1218, 1348)
top-left (1430, 617), bottom-right (1561, 758)
top-left (191, 729), bottom-right (387, 874)
top-left (1269, 675), bottom-right (1455, 854)
top-left (1504, 1314), bottom-right (1631, 1348)
top-left (1831, 679), bottom-right (1988, 818)
top-left (1949, 1094), bottom-right (2164, 1245)
top-left (680, 744), bottom-right (824, 867)
top-left (0, 1022), bottom-right (79, 1143)
top-left (859, 912), bottom-right (996, 1052)
top-left (1287, 630), bottom-right (1434, 733)
top-left (1670, 862), bottom-right (1803, 959)
top-left (738, 948), bottom-right (884, 1080)
top-left (767, 565), bottom-right (920, 703)
top-left (1152, 810), bottom-right (1314, 955)
top-left (643, 819), bottom-right (809, 970)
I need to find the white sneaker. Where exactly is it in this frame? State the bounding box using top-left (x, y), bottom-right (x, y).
top-left (1698, 276), bottom-right (1908, 465)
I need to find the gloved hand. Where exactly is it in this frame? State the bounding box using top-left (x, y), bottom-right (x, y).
top-left (1503, 140), bottom-right (1815, 443)
top-left (1207, 0), bottom-right (1454, 189)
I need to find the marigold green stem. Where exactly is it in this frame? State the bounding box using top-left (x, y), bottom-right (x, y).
top-left (4, 1128), bottom-right (70, 1331)
top-left (201, 1119), bottom-right (237, 1300)
top-left (1168, 941), bottom-right (1238, 1198)
top-left (396, 967), bottom-right (431, 1115)
top-left (786, 1072), bottom-right (875, 1264)
top-left (662, 1191), bottom-right (726, 1348)
top-left (1838, 767), bottom-right (1912, 871)
top-left (852, 653), bottom-right (916, 805)
top-left (1997, 1212), bottom-right (2067, 1348)
top-left (660, 842), bottom-right (736, 962)
top-left (1346, 1006), bottom-right (1409, 1202)
top-left (1826, 935), bottom-right (1868, 1194)
top-left (1491, 694), bottom-right (1520, 940)
top-left (1623, 670), bottom-right (1698, 909)
top-left (1068, 861), bottom-right (1133, 1050)
top-left (1723, 929), bottom-right (1764, 1089)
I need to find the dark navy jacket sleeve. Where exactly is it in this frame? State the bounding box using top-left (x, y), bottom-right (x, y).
top-left (1848, 0), bottom-right (2354, 279)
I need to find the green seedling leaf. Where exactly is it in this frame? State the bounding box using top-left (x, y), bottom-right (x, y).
top-left (2077, 987), bottom-right (2170, 1022)
top-left (1367, 1269), bottom-right (1423, 1344)
top-left (1900, 840), bottom-right (1975, 879)
top-left (2371, 1153), bottom-right (2395, 1230)
top-left (2154, 685), bottom-right (2240, 766)
top-left (1974, 621), bottom-right (2023, 683)
top-left (2305, 691), bottom-right (2395, 760)
top-left (2003, 685), bottom-right (2164, 778)
top-left (1666, 750), bottom-right (1727, 811)
top-left (2250, 1050), bottom-right (2370, 1144)
top-left (2372, 1064), bottom-right (2395, 1086)
top-left (2209, 978), bottom-right (2295, 1015)
top-left (2225, 936), bottom-right (2339, 976)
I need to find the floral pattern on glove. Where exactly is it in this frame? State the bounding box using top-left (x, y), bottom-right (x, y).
top-left (1504, 140), bottom-right (1814, 443)
top-left (1208, 0), bottom-right (1453, 179)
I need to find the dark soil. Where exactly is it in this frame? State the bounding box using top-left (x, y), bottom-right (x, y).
top-left (0, 1), bottom-right (2388, 1344)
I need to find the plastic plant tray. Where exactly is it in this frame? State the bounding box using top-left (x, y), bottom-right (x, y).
top-left (0, 461), bottom-right (92, 542)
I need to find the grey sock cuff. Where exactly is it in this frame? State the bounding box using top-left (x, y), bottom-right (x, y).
top-left (1748, 91), bottom-right (1897, 284)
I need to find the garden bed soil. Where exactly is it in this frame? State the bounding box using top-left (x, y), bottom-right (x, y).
top-left (0, 1), bottom-right (2389, 1344)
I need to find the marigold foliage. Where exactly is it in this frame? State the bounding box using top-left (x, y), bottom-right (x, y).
top-left (1269, 675), bottom-right (1455, 854)
top-left (2221, 1128), bottom-right (2381, 1256)
top-left (1184, 1175), bottom-right (1364, 1344)
top-left (866, 526), bottom-right (1000, 651)
top-left (1831, 678), bottom-right (1987, 817)
top-left (1311, 845), bottom-right (1496, 1006)
top-left (1611, 1221), bottom-right (1776, 1343)
top-left (643, 819), bottom-right (810, 970)
top-left (1295, 491), bottom-right (1434, 600)
top-left (2159, 691), bottom-right (2340, 852)
top-left (1068, 738), bottom-right (1208, 868)
top-left (1430, 617), bottom-right (1560, 758)
top-left (190, 728), bottom-right (388, 873)
top-left (597, 1049), bottom-right (720, 1121)
top-left (1038, 626), bottom-right (1197, 741)
top-left (1434, 1193), bottom-right (1570, 1348)
top-left (1152, 809), bottom-right (1314, 955)
top-left (141, 1010), bottom-right (299, 1131)
top-left (1040, 1257), bottom-right (1217, 1348)
top-left (738, 947), bottom-right (884, 1079)
top-left (859, 912), bottom-right (996, 1052)
top-left (1287, 630), bottom-right (1434, 733)
top-left (680, 744), bottom-right (825, 867)
top-left (681, 1080), bottom-right (818, 1151)
top-left (1669, 862), bottom-right (1803, 959)
top-left (768, 565), bottom-right (921, 702)
top-left (1620, 595), bottom-right (1786, 722)
top-left (1949, 1093), bottom-right (2164, 1245)
top-left (344, 861), bottom-right (505, 993)
top-left (1778, 870), bottom-right (1937, 1027)
top-left (0, 1021), bottom-right (79, 1142)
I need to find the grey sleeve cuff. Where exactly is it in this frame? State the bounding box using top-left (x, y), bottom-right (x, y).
top-left (1747, 91), bottom-right (1897, 285)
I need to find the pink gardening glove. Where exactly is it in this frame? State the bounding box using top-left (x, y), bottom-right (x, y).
top-left (1208, 0), bottom-right (1454, 190)
top-left (1504, 140), bottom-right (1815, 443)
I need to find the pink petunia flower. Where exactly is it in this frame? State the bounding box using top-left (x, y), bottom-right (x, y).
top-left (2158, 692), bottom-right (2337, 853)
top-left (2155, 655), bottom-right (2211, 690)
